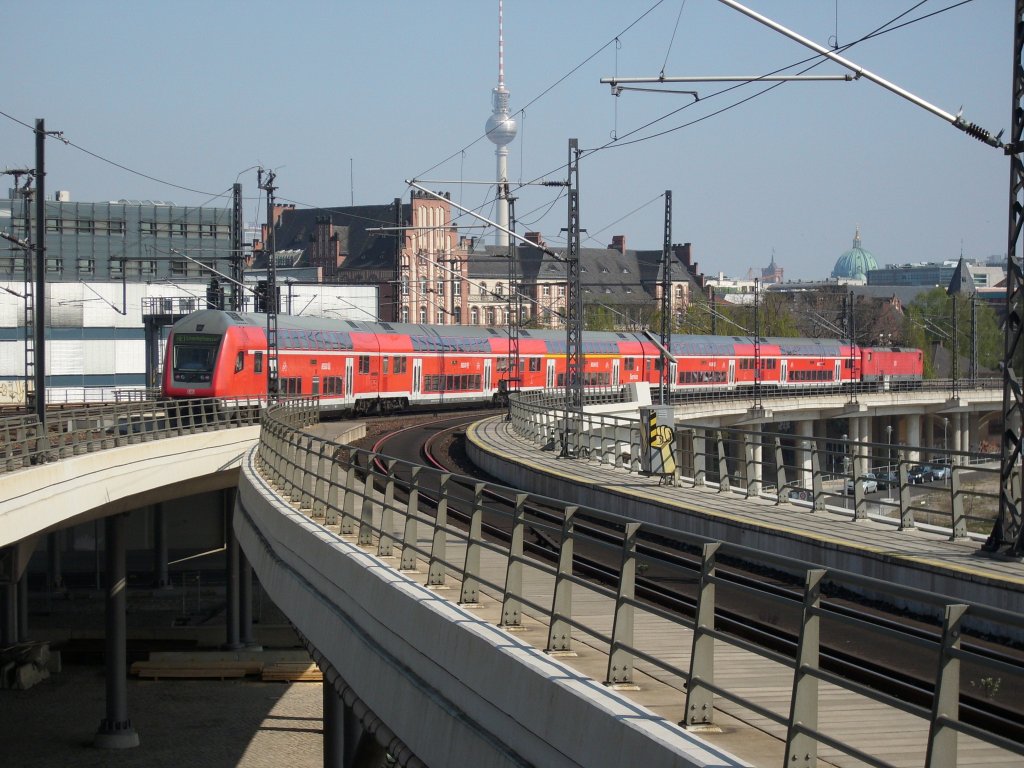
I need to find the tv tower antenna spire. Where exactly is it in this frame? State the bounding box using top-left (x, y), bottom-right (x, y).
top-left (485, 0), bottom-right (517, 247)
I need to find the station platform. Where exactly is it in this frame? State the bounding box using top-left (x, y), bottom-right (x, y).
top-left (466, 416), bottom-right (1024, 621)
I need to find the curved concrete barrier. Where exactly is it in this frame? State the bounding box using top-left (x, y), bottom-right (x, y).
top-left (0, 428), bottom-right (260, 548)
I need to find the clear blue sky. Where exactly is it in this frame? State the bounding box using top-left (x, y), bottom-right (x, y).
top-left (0, 1), bottom-right (1011, 280)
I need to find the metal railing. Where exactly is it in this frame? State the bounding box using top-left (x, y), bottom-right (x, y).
top-left (0, 396), bottom-right (265, 473)
top-left (508, 389), bottom-right (1003, 539)
top-left (253, 399), bottom-right (1023, 768)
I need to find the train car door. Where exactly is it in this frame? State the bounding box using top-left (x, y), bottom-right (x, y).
top-left (344, 358), bottom-right (354, 400)
top-left (546, 359), bottom-right (556, 389)
top-left (670, 361), bottom-right (677, 387)
top-left (780, 359), bottom-right (788, 385)
top-left (612, 359), bottom-right (620, 386)
top-left (413, 358), bottom-right (422, 395)
top-left (484, 359), bottom-right (492, 393)
top-left (728, 359), bottom-right (736, 386)
top-left (311, 376), bottom-right (320, 396)
top-left (834, 360), bottom-right (842, 383)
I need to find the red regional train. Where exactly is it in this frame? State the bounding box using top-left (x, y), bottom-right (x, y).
top-left (161, 310), bottom-right (923, 414)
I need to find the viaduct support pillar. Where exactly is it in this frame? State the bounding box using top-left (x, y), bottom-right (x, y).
top-left (905, 414), bottom-right (922, 464)
top-left (47, 531), bottom-right (62, 590)
top-left (95, 513), bottom-right (139, 749)
top-left (153, 504), bottom-right (169, 589)
top-left (0, 580), bottom-right (15, 646)
top-left (224, 491), bottom-right (242, 651)
top-left (17, 570), bottom-right (28, 642)
top-left (239, 552), bottom-right (259, 649)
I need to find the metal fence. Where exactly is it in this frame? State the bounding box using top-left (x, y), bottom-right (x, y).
top-left (253, 399), bottom-right (1023, 768)
top-left (507, 389), bottom-right (1003, 539)
top-left (0, 397), bottom-right (263, 473)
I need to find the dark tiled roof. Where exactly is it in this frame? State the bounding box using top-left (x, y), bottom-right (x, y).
top-left (273, 203), bottom-right (407, 271)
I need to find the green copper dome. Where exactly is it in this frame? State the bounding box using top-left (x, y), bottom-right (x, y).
top-left (831, 229), bottom-right (877, 281)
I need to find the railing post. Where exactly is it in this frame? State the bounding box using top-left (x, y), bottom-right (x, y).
top-left (716, 430), bottom-right (730, 493)
top-left (378, 460), bottom-right (397, 558)
top-left (546, 506), bottom-right (577, 653)
top-left (341, 462), bottom-right (359, 537)
top-left (852, 446), bottom-right (867, 520)
top-left (459, 483), bottom-right (486, 605)
top-left (785, 568), bottom-right (825, 768)
top-left (606, 522), bottom-right (640, 686)
top-left (810, 442), bottom-right (824, 511)
top-left (500, 493), bottom-right (529, 628)
top-left (949, 468), bottom-right (966, 540)
top-left (400, 466), bottom-right (421, 571)
top-left (312, 442), bottom-right (329, 519)
top-left (774, 435), bottom-right (787, 504)
top-left (299, 437), bottom-right (317, 511)
top-left (925, 603), bottom-right (968, 768)
top-left (427, 474), bottom-right (450, 587)
top-left (685, 542), bottom-right (719, 728)
top-left (744, 430), bottom-right (760, 498)
top-left (358, 465), bottom-right (375, 547)
top-left (898, 453), bottom-right (915, 530)
top-left (693, 428), bottom-right (706, 487)
top-left (325, 450), bottom-right (340, 527)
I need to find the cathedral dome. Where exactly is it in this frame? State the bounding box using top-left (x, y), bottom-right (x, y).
top-left (831, 229), bottom-right (877, 281)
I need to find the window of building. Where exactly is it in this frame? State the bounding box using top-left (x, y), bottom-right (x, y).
top-left (453, 306), bottom-right (461, 323)
top-left (479, 281), bottom-right (488, 296)
top-left (400, 307), bottom-right (409, 323)
top-left (436, 310), bottom-right (444, 324)
top-left (471, 307), bottom-right (479, 325)
top-left (486, 308), bottom-right (495, 325)
top-left (76, 257), bottom-right (95, 277)
top-left (495, 282), bottom-right (504, 296)
top-left (557, 285), bottom-right (565, 297)
top-left (419, 306), bottom-right (426, 324)
top-left (542, 285), bottom-right (551, 297)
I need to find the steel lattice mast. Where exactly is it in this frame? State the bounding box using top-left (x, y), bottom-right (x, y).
top-left (987, 0), bottom-right (1024, 555)
top-left (562, 139), bottom-right (583, 456)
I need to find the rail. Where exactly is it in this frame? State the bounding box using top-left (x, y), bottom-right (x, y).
top-left (253, 399), bottom-right (1023, 768)
top-left (508, 389), bottom-right (1002, 539)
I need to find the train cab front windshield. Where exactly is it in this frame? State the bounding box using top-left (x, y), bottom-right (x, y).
top-left (172, 333), bottom-right (222, 383)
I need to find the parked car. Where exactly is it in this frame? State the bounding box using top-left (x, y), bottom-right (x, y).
top-left (875, 471), bottom-right (899, 491)
top-left (845, 472), bottom-right (878, 494)
top-left (931, 464), bottom-right (951, 481)
top-left (908, 465), bottom-right (933, 484)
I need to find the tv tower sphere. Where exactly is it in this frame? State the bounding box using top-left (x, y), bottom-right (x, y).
top-left (485, 88), bottom-right (517, 146)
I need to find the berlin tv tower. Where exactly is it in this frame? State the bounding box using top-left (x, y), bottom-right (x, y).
top-left (484, 0), bottom-right (517, 246)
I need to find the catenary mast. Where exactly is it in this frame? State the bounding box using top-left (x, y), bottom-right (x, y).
top-left (485, 0), bottom-right (517, 246)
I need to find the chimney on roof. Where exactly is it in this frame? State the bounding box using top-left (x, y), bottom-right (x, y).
top-left (525, 231), bottom-right (545, 246)
top-left (609, 235), bottom-right (626, 253)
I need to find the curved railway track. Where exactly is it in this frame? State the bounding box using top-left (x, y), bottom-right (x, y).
top-left (351, 411), bottom-right (1024, 744)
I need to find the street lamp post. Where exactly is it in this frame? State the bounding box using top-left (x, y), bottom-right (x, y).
top-left (886, 425), bottom-right (893, 471)
top-left (841, 432), bottom-right (850, 509)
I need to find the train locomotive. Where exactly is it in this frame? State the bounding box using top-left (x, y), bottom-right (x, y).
top-left (161, 310), bottom-right (923, 413)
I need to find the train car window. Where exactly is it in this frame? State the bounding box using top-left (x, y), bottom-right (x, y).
top-left (235, 352), bottom-right (244, 373)
top-left (382, 356), bottom-right (389, 375)
top-left (529, 358), bottom-right (541, 372)
top-left (254, 352), bottom-right (263, 374)
top-left (624, 358), bottom-right (635, 371)
top-left (359, 356), bottom-right (370, 374)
